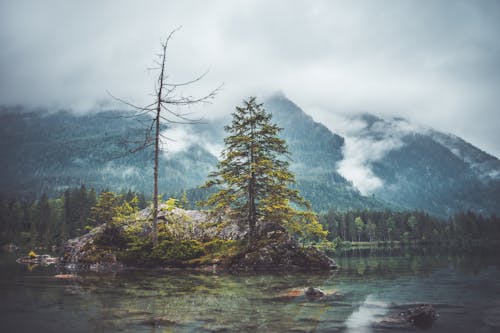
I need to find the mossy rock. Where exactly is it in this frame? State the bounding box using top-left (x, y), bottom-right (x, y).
top-left (228, 233), bottom-right (337, 272)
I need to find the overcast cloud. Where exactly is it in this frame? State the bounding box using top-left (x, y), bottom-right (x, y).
top-left (1, 0), bottom-right (499, 157)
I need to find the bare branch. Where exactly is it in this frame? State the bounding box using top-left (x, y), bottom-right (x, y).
top-left (161, 83), bottom-right (224, 106)
top-left (106, 90), bottom-right (156, 113)
top-left (163, 69), bottom-right (209, 87)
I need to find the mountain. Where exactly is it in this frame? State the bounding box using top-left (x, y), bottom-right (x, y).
top-left (0, 107), bottom-right (217, 199)
top-left (263, 95), bottom-right (384, 211)
top-left (337, 114), bottom-right (500, 217)
top-left (1, 96), bottom-right (499, 217)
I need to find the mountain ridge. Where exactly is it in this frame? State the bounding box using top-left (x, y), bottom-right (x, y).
top-left (0, 96), bottom-right (498, 217)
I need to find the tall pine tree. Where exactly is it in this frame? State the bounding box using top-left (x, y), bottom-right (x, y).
top-left (202, 97), bottom-right (326, 248)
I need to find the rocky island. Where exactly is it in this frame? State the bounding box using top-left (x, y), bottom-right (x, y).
top-left (60, 203), bottom-right (337, 273)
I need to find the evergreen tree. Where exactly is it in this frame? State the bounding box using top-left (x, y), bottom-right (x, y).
top-left (38, 193), bottom-right (51, 245)
top-left (88, 191), bottom-right (118, 226)
top-left (202, 97), bottom-right (325, 248)
top-left (354, 216), bottom-right (365, 242)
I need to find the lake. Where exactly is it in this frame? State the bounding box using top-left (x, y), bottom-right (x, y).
top-left (1, 247), bottom-right (499, 332)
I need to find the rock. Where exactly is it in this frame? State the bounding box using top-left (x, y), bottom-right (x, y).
top-left (304, 287), bottom-right (325, 300)
top-left (377, 304), bottom-right (438, 330)
top-left (258, 222), bottom-right (286, 239)
top-left (60, 224), bottom-right (107, 265)
top-left (16, 254), bottom-right (58, 266)
top-left (403, 304), bottom-right (438, 329)
top-left (227, 232), bottom-right (337, 272)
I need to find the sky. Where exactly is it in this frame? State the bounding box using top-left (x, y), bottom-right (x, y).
top-left (1, 0), bottom-right (499, 158)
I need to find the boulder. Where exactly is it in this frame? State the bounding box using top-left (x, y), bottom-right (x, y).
top-left (227, 231), bottom-right (337, 272)
top-left (403, 304), bottom-right (438, 329)
top-left (304, 287), bottom-right (326, 300)
top-left (376, 304), bottom-right (438, 330)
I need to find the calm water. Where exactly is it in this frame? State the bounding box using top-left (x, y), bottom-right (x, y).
top-left (1, 248), bottom-right (500, 333)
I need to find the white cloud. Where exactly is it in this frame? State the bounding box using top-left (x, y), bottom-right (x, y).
top-left (161, 125), bottom-right (223, 158)
top-left (315, 112), bottom-right (425, 194)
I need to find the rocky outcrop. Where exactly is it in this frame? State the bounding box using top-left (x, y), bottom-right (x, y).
top-left (227, 223), bottom-right (337, 272)
top-left (60, 207), bottom-right (337, 273)
top-left (60, 224), bottom-right (106, 265)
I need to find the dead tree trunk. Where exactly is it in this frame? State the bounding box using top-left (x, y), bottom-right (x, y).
top-left (109, 28), bottom-right (221, 247)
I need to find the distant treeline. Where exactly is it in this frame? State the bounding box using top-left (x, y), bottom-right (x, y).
top-left (1, 185), bottom-right (499, 248)
top-left (320, 209), bottom-right (500, 243)
top-left (0, 186), bottom-right (150, 247)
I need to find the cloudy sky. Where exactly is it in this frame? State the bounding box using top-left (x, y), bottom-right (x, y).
top-left (1, 0), bottom-right (499, 157)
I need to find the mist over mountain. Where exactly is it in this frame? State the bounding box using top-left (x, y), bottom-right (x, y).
top-left (334, 113), bottom-right (500, 216)
top-left (1, 94), bottom-right (499, 217)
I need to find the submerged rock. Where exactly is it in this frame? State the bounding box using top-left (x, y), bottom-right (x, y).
top-left (304, 287), bottom-right (326, 300)
top-left (404, 304), bottom-right (438, 329)
top-left (377, 304), bottom-right (438, 330)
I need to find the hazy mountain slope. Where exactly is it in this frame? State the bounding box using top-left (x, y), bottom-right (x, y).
top-left (263, 95), bottom-right (385, 211)
top-left (1, 97), bottom-right (498, 217)
top-left (0, 108), bottom-right (217, 198)
top-left (430, 131), bottom-right (500, 180)
top-left (341, 115), bottom-right (500, 216)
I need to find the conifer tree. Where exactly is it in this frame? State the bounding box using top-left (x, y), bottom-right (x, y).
top-left (202, 97), bottom-right (326, 248)
top-left (88, 191), bottom-right (118, 226)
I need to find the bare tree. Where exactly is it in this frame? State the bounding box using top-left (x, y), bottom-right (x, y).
top-left (109, 28), bottom-right (221, 246)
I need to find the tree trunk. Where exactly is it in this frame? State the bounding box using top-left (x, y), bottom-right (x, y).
top-left (152, 43), bottom-right (167, 248)
top-left (152, 107), bottom-right (160, 247)
top-left (247, 103), bottom-right (256, 249)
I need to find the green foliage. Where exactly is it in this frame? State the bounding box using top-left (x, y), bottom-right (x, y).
top-left (88, 191), bottom-right (118, 226)
top-left (0, 186), bottom-right (145, 247)
top-left (320, 209), bottom-right (500, 243)
top-left (178, 191), bottom-right (190, 209)
top-left (163, 198), bottom-right (178, 212)
top-left (315, 239), bottom-right (337, 255)
top-left (201, 97), bottom-right (327, 246)
top-left (151, 240), bottom-right (205, 263)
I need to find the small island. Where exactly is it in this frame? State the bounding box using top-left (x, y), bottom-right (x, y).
top-left (60, 204), bottom-right (336, 272)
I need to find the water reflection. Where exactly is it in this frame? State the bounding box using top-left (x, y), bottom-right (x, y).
top-left (345, 295), bottom-right (388, 333)
top-left (2, 249), bottom-right (500, 332)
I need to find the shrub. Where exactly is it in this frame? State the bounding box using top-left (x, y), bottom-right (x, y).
top-left (94, 223), bottom-right (130, 249)
top-left (151, 240), bottom-right (205, 264)
top-left (203, 239), bottom-right (236, 253)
